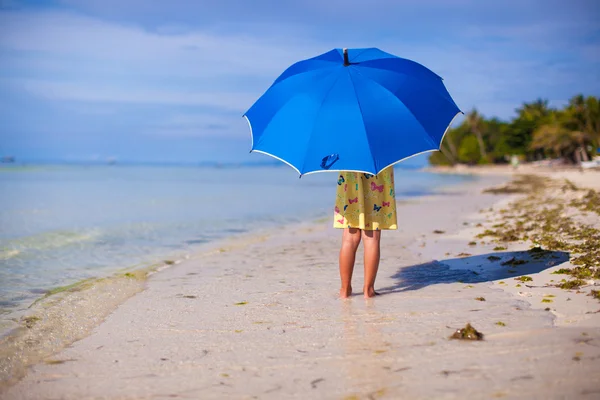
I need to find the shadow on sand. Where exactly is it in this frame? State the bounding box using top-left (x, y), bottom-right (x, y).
top-left (378, 249), bottom-right (570, 294)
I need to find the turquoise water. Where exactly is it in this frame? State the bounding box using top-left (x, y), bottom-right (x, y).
top-left (0, 163), bottom-right (475, 319)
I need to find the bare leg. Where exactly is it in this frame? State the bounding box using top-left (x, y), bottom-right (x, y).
top-left (362, 229), bottom-right (381, 298)
top-left (339, 228), bottom-right (361, 298)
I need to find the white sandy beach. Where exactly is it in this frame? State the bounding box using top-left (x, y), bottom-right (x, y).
top-left (2, 167), bottom-right (600, 399)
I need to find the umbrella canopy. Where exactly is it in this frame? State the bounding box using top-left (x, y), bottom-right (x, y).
top-left (244, 48), bottom-right (461, 176)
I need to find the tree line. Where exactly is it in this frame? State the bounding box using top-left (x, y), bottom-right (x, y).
top-left (429, 94), bottom-right (600, 165)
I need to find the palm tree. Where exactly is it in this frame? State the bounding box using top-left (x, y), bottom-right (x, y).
top-left (531, 114), bottom-right (592, 163)
top-left (442, 133), bottom-right (459, 164)
top-left (465, 109), bottom-right (487, 161)
top-left (516, 98), bottom-right (551, 122)
top-left (564, 95), bottom-right (600, 161)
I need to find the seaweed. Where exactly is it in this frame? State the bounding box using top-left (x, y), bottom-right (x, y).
top-left (474, 175), bottom-right (600, 285)
top-left (22, 315), bottom-right (40, 329)
top-left (552, 268), bottom-right (572, 275)
top-left (44, 359), bottom-right (76, 365)
top-left (528, 246), bottom-right (553, 259)
top-left (515, 276), bottom-right (533, 282)
top-left (562, 179), bottom-right (579, 192)
top-left (449, 323), bottom-right (484, 340)
top-left (570, 189), bottom-right (600, 216)
top-left (502, 258), bottom-right (528, 266)
top-left (487, 255), bottom-right (501, 262)
top-left (495, 321), bottom-right (506, 326)
top-left (475, 297), bottom-right (486, 301)
top-left (559, 280), bottom-right (586, 290)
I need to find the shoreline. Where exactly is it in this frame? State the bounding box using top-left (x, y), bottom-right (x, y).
top-left (2, 169), bottom-right (600, 398)
top-left (0, 174), bottom-right (491, 390)
top-left (0, 167), bottom-right (474, 339)
top-left (0, 220), bottom-right (323, 389)
top-left (0, 164), bottom-right (465, 337)
top-left (424, 163), bottom-right (600, 189)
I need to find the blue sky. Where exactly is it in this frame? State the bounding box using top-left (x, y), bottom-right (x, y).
top-left (1, 0), bottom-right (599, 164)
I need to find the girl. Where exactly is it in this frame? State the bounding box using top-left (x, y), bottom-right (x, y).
top-left (333, 167), bottom-right (397, 298)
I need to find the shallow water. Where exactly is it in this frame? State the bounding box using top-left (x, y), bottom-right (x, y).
top-left (0, 163), bottom-right (476, 329)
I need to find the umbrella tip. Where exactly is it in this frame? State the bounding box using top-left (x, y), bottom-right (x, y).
top-left (343, 48), bottom-right (349, 66)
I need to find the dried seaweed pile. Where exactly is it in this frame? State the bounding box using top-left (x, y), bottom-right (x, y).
top-left (480, 175), bottom-right (600, 292)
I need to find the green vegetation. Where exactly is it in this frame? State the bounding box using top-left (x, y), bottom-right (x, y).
top-left (430, 95), bottom-right (600, 166)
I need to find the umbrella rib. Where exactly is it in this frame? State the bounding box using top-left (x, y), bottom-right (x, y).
top-left (374, 110), bottom-right (463, 173)
top-left (298, 71), bottom-right (345, 175)
top-left (347, 70), bottom-right (377, 174)
top-left (249, 67), bottom-right (341, 152)
top-left (274, 62), bottom-right (340, 86)
top-left (359, 64), bottom-right (457, 111)
top-left (347, 48), bottom-right (370, 63)
top-left (353, 68), bottom-right (453, 148)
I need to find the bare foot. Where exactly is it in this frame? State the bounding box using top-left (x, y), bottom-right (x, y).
top-left (364, 288), bottom-right (379, 298)
top-left (339, 287), bottom-right (352, 299)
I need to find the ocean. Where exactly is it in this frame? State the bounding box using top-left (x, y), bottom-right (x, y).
top-left (0, 163), bottom-right (476, 330)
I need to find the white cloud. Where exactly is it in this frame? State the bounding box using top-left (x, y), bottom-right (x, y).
top-left (0, 10), bottom-right (320, 78)
top-left (147, 112), bottom-right (248, 138)
top-left (15, 79), bottom-right (256, 111)
top-left (1, 3), bottom-right (598, 125)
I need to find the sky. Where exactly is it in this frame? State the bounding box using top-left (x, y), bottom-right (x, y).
top-left (0, 0), bottom-right (599, 165)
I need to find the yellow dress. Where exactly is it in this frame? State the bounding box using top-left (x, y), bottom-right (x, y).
top-left (333, 167), bottom-right (398, 230)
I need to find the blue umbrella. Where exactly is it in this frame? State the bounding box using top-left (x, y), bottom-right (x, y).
top-left (244, 48), bottom-right (461, 176)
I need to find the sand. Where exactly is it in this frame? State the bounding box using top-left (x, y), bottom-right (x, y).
top-left (1, 166), bottom-right (600, 399)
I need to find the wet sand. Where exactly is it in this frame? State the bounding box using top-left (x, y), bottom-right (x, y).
top-left (2, 168), bottom-right (600, 399)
